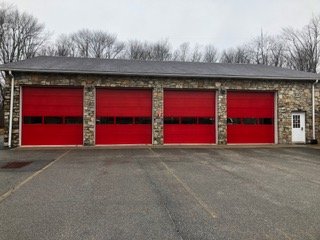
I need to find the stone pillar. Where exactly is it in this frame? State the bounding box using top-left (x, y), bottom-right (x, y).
top-left (217, 89), bottom-right (227, 144)
top-left (83, 86), bottom-right (95, 146)
top-left (3, 76), bottom-right (10, 147)
top-left (152, 84), bottom-right (164, 145)
top-left (316, 86), bottom-right (320, 143)
top-left (3, 73), bottom-right (20, 148)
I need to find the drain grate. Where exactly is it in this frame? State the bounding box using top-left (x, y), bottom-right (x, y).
top-left (1, 161), bottom-right (32, 169)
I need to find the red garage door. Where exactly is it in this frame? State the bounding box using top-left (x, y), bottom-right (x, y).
top-left (96, 89), bottom-right (152, 144)
top-left (22, 87), bottom-right (83, 145)
top-left (164, 90), bottom-right (216, 144)
top-left (227, 91), bottom-right (274, 144)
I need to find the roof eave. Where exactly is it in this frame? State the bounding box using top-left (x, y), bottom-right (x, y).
top-left (0, 67), bottom-right (318, 81)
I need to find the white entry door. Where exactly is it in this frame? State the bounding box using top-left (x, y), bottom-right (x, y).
top-left (292, 112), bottom-right (306, 143)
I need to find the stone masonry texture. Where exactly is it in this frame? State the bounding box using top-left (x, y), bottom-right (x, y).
top-left (3, 72), bottom-right (320, 147)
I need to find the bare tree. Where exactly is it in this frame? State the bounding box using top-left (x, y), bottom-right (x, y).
top-left (220, 46), bottom-right (250, 64)
top-left (71, 29), bottom-right (91, 57)
top-left (220, 32), bottom-right (286, 67)
top-left (190, 44), bottom-right (202, 62)
top-left (245, 31), bottom-right (286, 67)
top-left (150, 40), bottom-right (171, 61)
top-left (54, 34), bottom-right (77, 57)
top-left (283, 15), bottom-right (320, 73)
top-left (90, 31), bottom-right (125, 59)
top-left (125, 40), bottom-right (152, 60)
top-left (268, 36), bottom-right (286, 67)
top-left (0, 3), bottom-right (48, 64)
top-left (172, 42), bottom-right (190, 61)
top-left (0, 3), bottom-right (48, 109)
top-left (44, 30), bottom-right (125, 59)
top-left (203, 44), bottom-right (218, 63)
top-left (245, 30), bottom-right (270, 65)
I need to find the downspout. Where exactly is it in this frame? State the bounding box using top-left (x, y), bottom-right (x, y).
top-left (312, 79), bottom-right (319, 144)
top-left (8, 71), bottom-right (14, 148)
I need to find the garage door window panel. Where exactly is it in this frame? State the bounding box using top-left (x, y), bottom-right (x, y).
top-left (164, 117), bottom-right (180, 124)
top-left (243, 118), bottom-right (258, 125)
top-left (198, 117), bottom-right (215, 124)
top-left (181, 117), bottom-right (197, 124)
top-left (259, 118), bottom-right (273, 125)
top-left (116, 117), bottom-right (133, 124)
top-left (227, 118), bottom-right (241, 124)
top-left (135, 117), bottom-right (152, 124)
top-left (96, 117), bottom-right (114, 124)
top-left (23, 116), bottom-right (42, 124)
top-left (44, 116), bottom-right (63, 124)
top-left (65, 117), bottom-right (83, 124)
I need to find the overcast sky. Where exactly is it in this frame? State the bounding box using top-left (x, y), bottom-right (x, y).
top-left (6, 0), bottom-right (320, 50)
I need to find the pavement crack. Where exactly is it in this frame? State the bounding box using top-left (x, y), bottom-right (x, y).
top-left (148, 148), bottom-right (218, 221)
top-left (135, 156), bottom-right (184, 240)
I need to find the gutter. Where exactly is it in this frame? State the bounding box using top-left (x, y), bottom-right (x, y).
top-left (312, 79), bottom-right (319, 144)
top-left (0, 68), bottom-right (318, 81)
top-left (8, 71), bottom-right (14, 148)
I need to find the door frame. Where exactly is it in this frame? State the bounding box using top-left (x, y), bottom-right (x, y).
top-left (291, 111), bottom-right (306, 143)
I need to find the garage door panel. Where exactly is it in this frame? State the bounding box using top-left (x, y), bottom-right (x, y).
top-left (22, 87), bottom-right (83, 146)
top-left (227, 125), bottom-right (274, 144)
top-left (96, 89), bottom-right (152, 144)
top-left (165, 125), bottom-right (215, 143)
top-left (96, 125), bottom-right (151, 144)
top-left (227, 91), bottom-right (274, 144)
top-left (23, 88), bottom-right (83, 116)
top-left (165, 91), bottom-right (215, 116)
top-left (22, 125), bottom-right (83, 145)
top-left (97, 89), bottom-right (151, 116)
top-left (227, 92), bottom-right (274, 118)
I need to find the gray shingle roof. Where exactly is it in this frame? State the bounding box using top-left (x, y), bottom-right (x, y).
top-left (0, 56), bottom-right (319, 80)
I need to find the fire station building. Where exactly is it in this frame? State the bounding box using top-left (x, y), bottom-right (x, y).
top-left (0, 56), bottom-right (319, 147)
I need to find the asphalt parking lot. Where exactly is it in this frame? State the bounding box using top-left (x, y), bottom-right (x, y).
top-left (0, 146), bottom-right (320, 240)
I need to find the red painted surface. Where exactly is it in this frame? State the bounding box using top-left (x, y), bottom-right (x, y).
top-left (96, 89), bottom-right (152, 144)
top-left (164, 90), bottom-right (216, 143)
top-left (227, 91), bottom-right (274, 144)
top-left (22, 87), bottom-right (83, 145)
top-left (22, 125), bottom-right (83, 145)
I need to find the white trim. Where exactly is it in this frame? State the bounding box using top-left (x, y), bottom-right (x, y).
top-left (215, 89), bottom-right (219, 144)
top-left (151, 87), bottom-right (155, 145)
top-left (94, 87), bottom-right (97, 145)
top-left (94, 143), bottom-right (154, 147)
top-left (312, 80), bottom-right (319, 140)
top-left (19, 86), bottom-right (22, 146)
top-left (93, 87), bottom-right (96, 146)
top-left (82, 87), bottom-right (85, 146)
top-left (20, 145), bottom-right (83, 148)
top-left (8, 72), bottom-right (14, 148)
top-left (163, 143), bottom-right (217, 146)
top-left (274, 91), bottom-right (278, 144)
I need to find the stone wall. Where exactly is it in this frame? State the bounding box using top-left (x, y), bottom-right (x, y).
top-left (315, 85), bottom-right (320, 142)
top-left (3, 72), bottom-right (319, 147)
